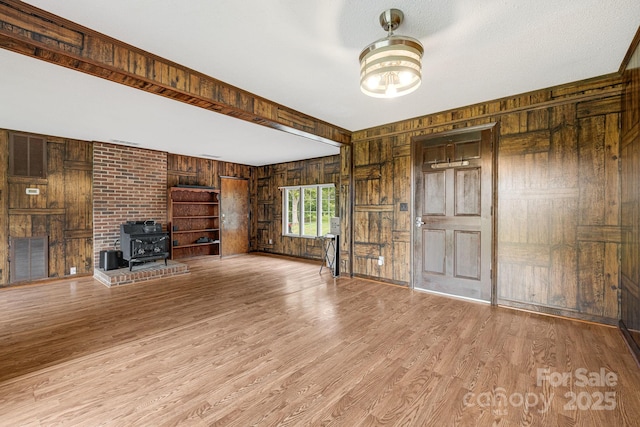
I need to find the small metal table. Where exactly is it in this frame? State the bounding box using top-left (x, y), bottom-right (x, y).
top-left (317, 233), bottom-right (338, 277)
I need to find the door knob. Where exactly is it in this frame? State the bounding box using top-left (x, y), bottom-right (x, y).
top-left (415, 216), bottom-right (425, 228)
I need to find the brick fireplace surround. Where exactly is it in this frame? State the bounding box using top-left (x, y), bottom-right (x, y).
top-left (92, 143), bottom-right (188, 285)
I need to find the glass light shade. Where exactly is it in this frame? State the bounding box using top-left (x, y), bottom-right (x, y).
top-left (359, 35), bottom-right (423, 98)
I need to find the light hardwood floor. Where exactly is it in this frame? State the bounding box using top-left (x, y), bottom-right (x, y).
top-left (1, 254), bottom-right (639, 426)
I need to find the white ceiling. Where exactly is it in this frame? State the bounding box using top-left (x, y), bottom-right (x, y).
top-left (1, 0), bottom-right (639, 166)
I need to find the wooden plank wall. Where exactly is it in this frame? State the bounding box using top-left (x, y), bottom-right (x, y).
top-left (0, 131), bottom-right (8, 284)
top-left (166, 154), bottom-right (256, 251)
top-left (339, 145), bottom-right (352, 276)
top-left (350, 75), bottom-right (625, 323)
top-left (255, 156), bottom-right (340, 259)
top-left (498, 91), bottom-right (621, 323)
top-left (348, 135), bottom-right (412, 285)
top-left (621, 42), bottom-right (640, 338)
top-left (0, 130), bottom-right (93, 285)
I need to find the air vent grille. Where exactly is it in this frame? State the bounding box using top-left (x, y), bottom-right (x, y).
top-left (10, 236), bottom-right (48, 283)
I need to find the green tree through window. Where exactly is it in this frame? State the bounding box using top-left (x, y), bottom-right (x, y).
top-left (283, 184), bottom-right (335, 237)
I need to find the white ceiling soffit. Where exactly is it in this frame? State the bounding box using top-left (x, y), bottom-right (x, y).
top-left (0, 50), bottom-right (338, 166)
top-left (6, 0), bottom-right (640, 164)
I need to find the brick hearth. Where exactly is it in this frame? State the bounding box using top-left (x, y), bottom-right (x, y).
top-left (94, 260), bottom-right (189, 287)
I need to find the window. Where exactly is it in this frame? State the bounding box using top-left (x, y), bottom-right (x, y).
top-left (283, 184), bottom-right (335, 237)
top-left (9, 133), bottom-right (47, 178)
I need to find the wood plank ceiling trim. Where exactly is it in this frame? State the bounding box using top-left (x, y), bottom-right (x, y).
top-left (352, 75), bottom-right (624, 142)
top-left (0, 0), bottom-right (351, 147)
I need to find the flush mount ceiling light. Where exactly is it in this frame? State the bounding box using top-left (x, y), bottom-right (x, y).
top-left (359, 8), bottom-right (424, 98)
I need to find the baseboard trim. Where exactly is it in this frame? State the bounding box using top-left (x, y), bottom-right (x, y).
top-left (619, 320), bottom-right (640, 368)
top-left (352, 273), bottom-right (408, 287)
top-left (497, 298), bottom-right (618, 326)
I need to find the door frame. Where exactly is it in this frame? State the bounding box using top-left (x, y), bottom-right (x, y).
top-left (410, 122), bottom-right (499, 305)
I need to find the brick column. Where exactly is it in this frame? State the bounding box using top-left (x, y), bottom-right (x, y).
top-left (93, 143), bottom-right (167, 267)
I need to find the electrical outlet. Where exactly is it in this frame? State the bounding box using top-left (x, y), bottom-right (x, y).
top-left (70, 266), bottom-right (77, 275)
top-left (268, 239), bottom-right (273, 245)
top-left (378, 256), bottom-right (384, 266)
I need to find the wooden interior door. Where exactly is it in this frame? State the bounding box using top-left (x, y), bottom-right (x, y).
top-left (413, 128), bottom-right (494, 301)
top-left (220, 177), bottom-right (249, 257)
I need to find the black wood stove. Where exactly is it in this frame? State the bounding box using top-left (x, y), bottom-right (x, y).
top-left (119, 221), bottom-right (169, 270)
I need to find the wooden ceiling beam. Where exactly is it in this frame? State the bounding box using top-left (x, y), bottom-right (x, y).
top-left (0, 0), bottom-right (350, 147)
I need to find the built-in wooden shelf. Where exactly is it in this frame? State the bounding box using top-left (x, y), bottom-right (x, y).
top-left (172, 228), bottom-right (219, 234)
top-left (168, 187), bottom-right (221, 259)
top-left (173, 241), bottom-right (220, 250)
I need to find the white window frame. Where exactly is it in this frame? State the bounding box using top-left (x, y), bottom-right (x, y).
top-left (282, 184), bottom-right (335, 238)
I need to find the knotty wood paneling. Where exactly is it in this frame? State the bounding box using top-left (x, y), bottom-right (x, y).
top-left (620, 38), bottom-right (640, 352)
top-left (348, 133), bottom-right (411, 285)
top-left (1, 130), bottom-right (93, 284)
top-left (496, 101), bottom-right (620, 323)
top-left (64, 138), bottom-right (93, 275)
top-left (255, 156), bottom-right (340, 260)
top-left (0, 0), bottom-right (350, 147)
top-left (0, 131), bottom-right (8, 284)
top-left (392, 136), bottom-right (411, 284)
top-left (166, 154), bottom-right (256, 252)
top-left (339, 145), bottom-right (352, 275)
top-left (349, 75), bottom-right (624, 322)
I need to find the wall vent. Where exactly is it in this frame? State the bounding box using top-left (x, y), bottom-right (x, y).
top-left (10, 236), bottom-right (48, 283)
top-left (9, 133), bottom-right (47, 178)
